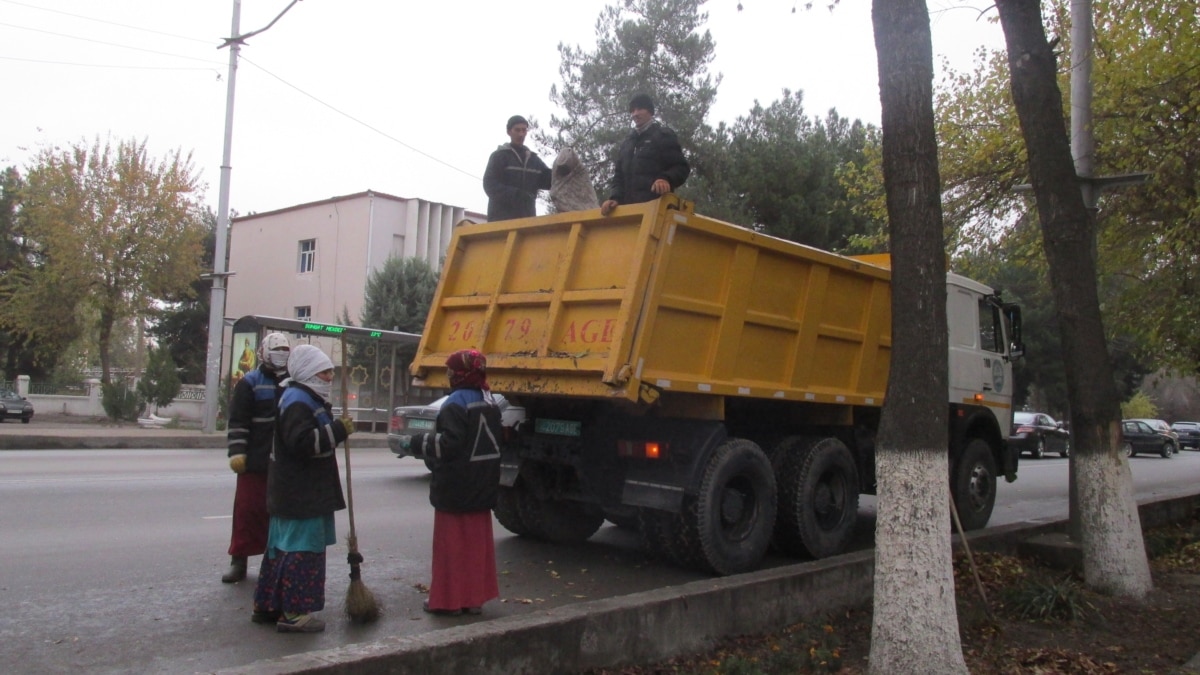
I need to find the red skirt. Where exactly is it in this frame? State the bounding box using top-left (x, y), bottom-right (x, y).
top-left (427, 510), bottom-right (499, 612)
top-left (228, 472), bottom-right (269, 556)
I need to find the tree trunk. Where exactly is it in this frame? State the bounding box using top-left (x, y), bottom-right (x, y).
top-left (868, 1), bottom-right (966, 672)
top-left (996, 0), bottom-right (1151, 598)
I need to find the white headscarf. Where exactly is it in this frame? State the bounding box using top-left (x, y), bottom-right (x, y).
top-left (287, 344), bottom-right (334, 401)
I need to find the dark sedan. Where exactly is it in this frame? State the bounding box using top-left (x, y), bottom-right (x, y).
top-left (1121, 419), bottom-right (1173, 458)
top-left (1171, 421), bottom-right (1200, 451)
top-left (1009, 411), bottom-right (1070, 458)
top-left (0, 388), bottom-right (33, 423)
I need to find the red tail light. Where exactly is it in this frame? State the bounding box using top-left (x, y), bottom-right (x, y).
top-left (1015, 425), bottom-right (1035, 434)
top-left (617, 440), bottom-right (669, 459)
top-left (390, 416), bottom-right (402, 432)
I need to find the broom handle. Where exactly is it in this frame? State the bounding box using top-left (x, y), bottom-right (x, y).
top-left (341, 335), bottom-right (358, 541)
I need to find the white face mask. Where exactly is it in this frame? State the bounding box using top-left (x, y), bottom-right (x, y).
top-left (303, 377), bottom-right (332, 401)
top-left (267, 350), bottom-right (290, 370)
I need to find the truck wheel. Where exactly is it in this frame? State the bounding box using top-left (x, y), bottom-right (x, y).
top-left (952, 438), bottom-right (997, 531)
top-left (494, 482), bottom-right (533, 537)
top-left (691, 439), bottom-right (776, 575)
top-left (774, 437), bottom-right (859, 559)
top-left (518, 493), bottom-right (604, 543)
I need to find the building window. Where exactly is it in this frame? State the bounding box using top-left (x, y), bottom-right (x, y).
top-left (298, 239), bottom-right (316, 273)
top-left (296, 306), bottom-right (311, 322)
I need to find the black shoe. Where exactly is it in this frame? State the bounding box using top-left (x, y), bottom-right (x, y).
top-left (251, 610), bottom-right (281, 624)
top-left (221, 556), bottom-right (248, 583)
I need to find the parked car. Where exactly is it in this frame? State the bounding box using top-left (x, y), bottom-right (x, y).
top-left (1121, 419), bottom-right (1174, 458)
top-left (388, 394), bottom-right (524, 470)
top-left (1009, 411), bottom-right (1070, 458)
top-left (1128, 418), bottom-right (1178, 455)
top-left (1170, 421), bottom-right (1200, 451)
top-left (0, 388), bottom-right (33, 423)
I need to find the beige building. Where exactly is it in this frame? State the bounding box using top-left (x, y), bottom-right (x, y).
top-left (225, 190), bottom-right (482, 327)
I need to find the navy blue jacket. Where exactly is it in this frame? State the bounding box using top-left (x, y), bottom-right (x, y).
top-left (226, 365), bottom-right (284, 473)
top-left (266, 383), bottom-right (348, 520)
top-left (411, 389), bottom-right (502, 513)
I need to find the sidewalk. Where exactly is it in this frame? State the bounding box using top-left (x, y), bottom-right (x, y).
top-left (0, 414), bottom-right (389, 450)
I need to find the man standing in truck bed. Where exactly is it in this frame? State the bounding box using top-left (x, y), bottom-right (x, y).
top-left (483, 115), bottom-right (552, 221)
top-left (600, 93), bottom-right (690, 216)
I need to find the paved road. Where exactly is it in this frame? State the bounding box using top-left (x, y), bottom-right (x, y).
top-left (1, 445), bottom-right (1197, 673)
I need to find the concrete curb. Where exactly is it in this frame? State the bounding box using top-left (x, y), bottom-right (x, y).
top-left (217, 492), bottom-right (1200, 674)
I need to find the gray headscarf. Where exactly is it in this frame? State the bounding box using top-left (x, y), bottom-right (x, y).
top-left (286, 344), bottom-right (334, 401)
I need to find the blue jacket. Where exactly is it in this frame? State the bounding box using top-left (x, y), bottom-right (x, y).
top-left (266, 383), bottom-right (348, 520)
top-left (226, 365), bottom-right (284, 473)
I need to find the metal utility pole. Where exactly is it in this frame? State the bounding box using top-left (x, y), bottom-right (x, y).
top-left (201, 0), bottom-right (303, 433)
top-left (1065, 0), bottom-right (1149, 540)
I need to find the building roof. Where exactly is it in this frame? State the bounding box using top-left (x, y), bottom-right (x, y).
top-left (231, 189), bottom-right (485, 223)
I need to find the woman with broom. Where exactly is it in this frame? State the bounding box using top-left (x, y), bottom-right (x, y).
top-left (251, 344), bottom-right (354, 633)
top-left (402, 349), bottom-right (503, 616)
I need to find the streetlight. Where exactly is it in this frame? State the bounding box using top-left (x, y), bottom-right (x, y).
top-left (202, 0), bottom-right (303, 433)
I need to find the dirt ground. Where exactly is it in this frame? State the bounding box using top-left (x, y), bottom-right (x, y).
top-left (581, 513), bottom-right (1200, 674)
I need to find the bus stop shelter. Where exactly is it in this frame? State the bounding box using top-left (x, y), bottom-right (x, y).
top-left (228, 315), bottom-right (434, 432)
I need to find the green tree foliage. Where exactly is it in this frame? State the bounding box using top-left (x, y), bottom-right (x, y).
top-left (1120, 390), bottom-right (1157, 419)
top-left (11, 137), bottom-right (207, 384)
top-left (137, 344), bottom-right (182, 414)
top-left (100, 381), bottom-right (143, 422)
top-left (712, 91), bottom-right (879, 251)
top-left (147, 208), bottom-right (217, 384)
top-left (936, 0), bottom-right (1199, 374)
top-left (536, 0), bottom-right (719, 201)
top-left (358, 256), bottom-right (439, 392)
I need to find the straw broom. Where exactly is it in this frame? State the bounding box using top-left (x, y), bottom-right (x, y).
top-left (341, 335), bottom-right (380, 623)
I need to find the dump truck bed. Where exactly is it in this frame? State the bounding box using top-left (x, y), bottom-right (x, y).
top-left (411, 196), bottom-right (893, 407)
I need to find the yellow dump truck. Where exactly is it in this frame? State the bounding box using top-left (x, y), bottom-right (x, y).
top-left (411, 195), bottom-right (1023, 575)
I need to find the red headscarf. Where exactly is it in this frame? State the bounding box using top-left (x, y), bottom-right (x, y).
top-left (446, 349), bottom-right (489, 390)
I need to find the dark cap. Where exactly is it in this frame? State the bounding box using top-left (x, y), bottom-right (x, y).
top-left (628, 93), bottom-right (654, 115)
top-left (506, 115), bottom-right (529, 131)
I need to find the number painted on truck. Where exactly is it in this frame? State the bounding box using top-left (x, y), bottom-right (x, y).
top-left (448, 320), bottom-right (476, 342)
top-left (504, 318), bottom-right (533, 340)
top-left (562, 319), bottom-right (616, 344)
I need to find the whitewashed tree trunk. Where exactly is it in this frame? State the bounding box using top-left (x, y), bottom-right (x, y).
top-left (869, 448), bottom-right (967, 674)
top-left (1076, 441), bottom-right (1152, 597)
top-left (994, 0), bottom-right (1153, 600)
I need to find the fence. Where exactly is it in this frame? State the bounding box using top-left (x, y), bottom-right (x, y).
top-left (12, 376), bottom-right (442, 428)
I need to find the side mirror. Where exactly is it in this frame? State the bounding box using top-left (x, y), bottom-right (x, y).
top-left (1003, 303), bottom-right (1024, 359)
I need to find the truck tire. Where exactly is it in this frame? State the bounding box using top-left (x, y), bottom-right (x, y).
top-left (494, 482), bottom-right (534, 537)
top-left (952, 438), bottom-right (997, 531)
top-left (518, 493), bottom-right (605, 543)
top-left (773, 437), bottom-right (859, 559)
top-left (691, 439), bottom-right (777, 575)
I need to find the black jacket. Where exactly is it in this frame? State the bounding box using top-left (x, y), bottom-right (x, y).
top-left (266, 383), bottom-right (348, 520)
top-left (226, 365), bottom-right (284, 473)
top-left (483, 143), bottom-right (552, 221)
top-left (609, 121), bottom-right (690, 205)
top-left (411, 389), bottom-right (502, 513)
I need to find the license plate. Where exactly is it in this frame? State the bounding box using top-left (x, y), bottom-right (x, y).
top-left (535, 418), bottom-right (582, 437)
top-left (407, 418), bottom-right (435, 430)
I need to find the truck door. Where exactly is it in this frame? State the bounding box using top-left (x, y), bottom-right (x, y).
top-left (947, 286), bottom-right (1011, 408)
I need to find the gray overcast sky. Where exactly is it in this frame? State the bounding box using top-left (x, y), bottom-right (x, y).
top-left (1, 0), bottom-right (1003, 216)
